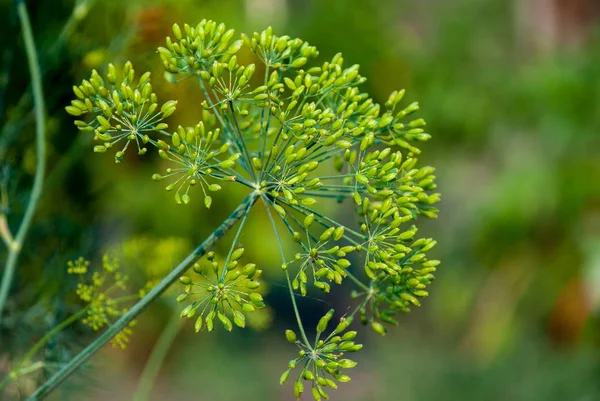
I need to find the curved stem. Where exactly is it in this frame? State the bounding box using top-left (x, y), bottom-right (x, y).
top-left (132, 310), bottom-right (182, 401)
top-left (0, 0), bottom-right (46, 322)
top-left (27, 191), bottom-right (259, 400)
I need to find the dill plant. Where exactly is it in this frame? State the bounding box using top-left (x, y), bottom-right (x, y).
top-left (31, 19), bottom-right (440, 400)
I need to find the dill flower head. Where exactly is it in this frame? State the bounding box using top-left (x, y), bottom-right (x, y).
top-left (176, 249), bottom-right (264, 332)
top-left (66, 18), bottom-right (441, 399)
top-left (68, 255), bottom-right (137, 349)
top-left (280, 310), bottom-right (362, 400)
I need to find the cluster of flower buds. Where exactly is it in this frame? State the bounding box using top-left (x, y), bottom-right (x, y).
top-left (67, 255), bottom-right (136, 349)
top-left (284, 213), bottom-right (355, 295)
top-left (378, 90), bottom-right (429, 154)
top-left (150, 122), bottom-right (240, 208)
top-left (242, 26), bottom-right (318, 70)
top-left (198, 58), bottom-right (261, 104)
top-left (177, 249), bottom-right (264, 332)
top-left (281, 311), bottom-right (361, 400)
top-left (66, 62), bottom-right (176, 163)
top-left (355, 255), bottom-right (439, 334)
top-left (326, 195), bottom-right (438, 333)
top-left (336, 145), bottom-right (439, 216)
top-left (159, 20), bottom-right (242, 76)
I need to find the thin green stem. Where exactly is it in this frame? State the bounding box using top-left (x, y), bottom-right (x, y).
top-left (322, 295), bottom-right (371, 346)
top-left (268, 201), bottom-right (370, 292)
top-left (348, 296), bottom-right (370, 320)
top-left (228, 101), bottom-right (257, 182)
top-left (261, 195), bottom-right (312, 348)
top-left (0, 308), bottom-right (87, 392)
top-left (284, 201), bottom-right (366, 241)
top-left (132, 310), bottom-right (182, 401)
top-left (50, 0), bottom-right (94, 55)
top-left (285, 270), bottom-right (311, 349)
top-left (0, 0), bottom-right (96, 158)
top-left (258, 66), bottom-right (270, 161)
top-left (0, 215), bottom-right (13, 249)
top-left (346, 270), bottom-right (370, 292)
top-left (14, 361), bottom-right (45, 377)
top-left (27, 191), bottom-right (259, 400)
top-left (218, 195), bottom-right (253, 282)
top-left (197, 77), bottom-right (253, 177)
top-left (0, 308), bottom-right (87, 390)
top-left (0, 0), bottom-right (46, 323)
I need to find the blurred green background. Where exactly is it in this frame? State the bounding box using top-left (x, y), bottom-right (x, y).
top-left (1, 0), bottom-right (600, 399)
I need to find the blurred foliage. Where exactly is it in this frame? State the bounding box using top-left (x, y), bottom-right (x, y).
top-left (1, 0), bottom-right (600, 399)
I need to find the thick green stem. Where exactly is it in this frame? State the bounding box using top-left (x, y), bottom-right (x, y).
top-left (132, 310), bottom-right (183, 401)
top-left (27, 191), bottom-right (259, 400)
top-left (0, 0), bottom-right (46, 323)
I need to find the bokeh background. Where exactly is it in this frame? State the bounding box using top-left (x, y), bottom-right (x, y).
top-left (1, 0), bottom-right (600, 400)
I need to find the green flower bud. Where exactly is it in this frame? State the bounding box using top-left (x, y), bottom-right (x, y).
top-left (285, 329), bottom-right (297, 343)
top-left (291, 57), bottom-right (307, 68)
top-left (371, 321), bottom-right (386, 335)
top-left (342, 331), bottom-right (357, 341)
top-left (233, 311), bottom-right (246, 328)
top-left (280, 369), bottom-right (291, 385)
top-left (333, 318), bottom-right (349, 334)
top-left (293, 380), bottom-right (304, 399)
top-left (302, 370), bottom-right (314, 381)
top-left (194, 316), bottom-right (203, 332)
top-left (284, 77), bottom-right (296, 90)
top-left (218, 312), bottom-right (232, 331)
top-left (319, 228), bottom-right (335, 242)
top-left (335, 140), bottom-right (352, 149)
top-left (180, 305), bottom-right (194, 318)
top-left (65, 106), bottom-right (83, 116)
top-left (249, 293), bottom-right (263, 303)
top-left (338, 359), bottom-right (357, 369)
top-left (317, 309), bottom-right (334, 333)
top-left (337, 259), bottom-right (351, 268)
top-left (303, 214), bottom-right (315, 228)
top-left (245, 281), bottom-right (260, 289)
top-left (230, 248), bottom-right (244, 260)
top-left (273, 204), bottom-right (286, 216)
top-left (161, 100), bottom-right (177, 117)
